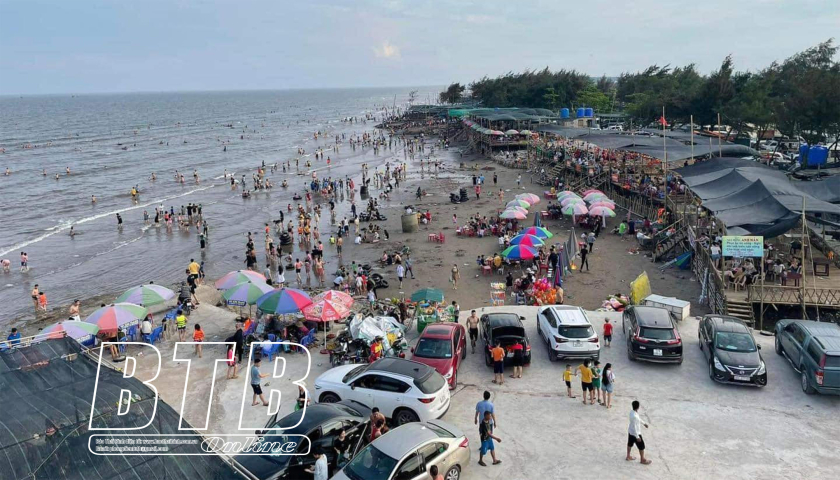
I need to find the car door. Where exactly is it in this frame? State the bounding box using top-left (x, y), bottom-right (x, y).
top-left (418, 441), bottom-right (450, 479)
top-left (790, 326), bottom-right (808, 364)
top-left (348, 374), bottom-right (377, 408)
top-left (369, 375), bottom-right (411, 418)
top-left (392, 451), bottom-right (424, 480)
top-left (317, 420), bottom-right (345, 466)
top-left (452, 328), bottom-right (463, 368)
top-left (288, 427), bottom-right (322, 478)
top-left (700, 319), bottom-right (712, 361)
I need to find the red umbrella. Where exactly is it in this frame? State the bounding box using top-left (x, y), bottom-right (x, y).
top-left (313, 290), bottom-right (354, 308)
top-left (303, 299), bottom-right (352, 355)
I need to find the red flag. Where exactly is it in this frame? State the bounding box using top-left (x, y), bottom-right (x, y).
top-left (658, 115), bottom-right (667, 126)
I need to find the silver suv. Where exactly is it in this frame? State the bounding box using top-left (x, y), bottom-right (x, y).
top-left (537, 305), bottom-right (600, 362)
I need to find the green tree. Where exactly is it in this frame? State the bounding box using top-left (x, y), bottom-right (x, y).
top-left (439, 83), bottom-right (466, 104)
top-left (574, 84), bottom-right (611, 112)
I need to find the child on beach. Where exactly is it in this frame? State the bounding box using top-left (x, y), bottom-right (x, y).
top-left (563, 364), bottom-right (576, 398)
top-left (38, 291), bottom-right (48, 311)
top-left (193, 324), bottom-right (204, 358)
top-left (226, 344), bottom-right (238, 379)
top-left (603, 318), bottom-right (613, 347)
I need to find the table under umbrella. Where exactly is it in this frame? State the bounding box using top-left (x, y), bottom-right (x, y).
top-left (302, 299), bottom-right (352, 354)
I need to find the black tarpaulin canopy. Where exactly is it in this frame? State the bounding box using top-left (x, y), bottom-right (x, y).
top-left (0, 337), bottom-right (245, 480)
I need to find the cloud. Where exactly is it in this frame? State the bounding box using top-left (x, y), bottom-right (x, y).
top-left (373, 41), bottom-right (401, 59)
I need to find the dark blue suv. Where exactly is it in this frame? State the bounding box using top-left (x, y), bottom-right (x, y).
top-left (774, 320), bottom-right (840, 395)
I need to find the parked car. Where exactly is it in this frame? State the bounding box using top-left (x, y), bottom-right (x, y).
top-left (479, 312), bottom-right (531, 367)
top-left (411, 323), bottom-right (467, 389)
top-left (314, 357), bottom-right (451, 425)
top-left (332, 420), bottom-right (470, 480)
top-left (774, 319), bottom-right (840, 395)
top-left (537, 305), bottom-right (600, 362)
top-left (698, 315), bottom-right (767, 386)
top-left (234, 401), bottom-right (370, 480)
top-left (622, 306), bottom-right (683, 364)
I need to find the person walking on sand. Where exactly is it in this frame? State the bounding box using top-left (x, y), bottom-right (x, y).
top-left (250, 357), bottom-right (270, 407)
top-left (603, 318), bottom-right (613, 347)
top-left (577, 359), bottom-right (595, 405)
top-left (451, 264), bottom-right (460, 290)
top-left (474, 390), bottom-right (497, 427)
top-left (396, 262), bottom-right (405, 289)
top-left (602, 363), bottom-right (615, 408)
top-left (478, 411), bottom-right (502, 466)
top-left (516, 174), bottom-right (521, 188)
top-left (579, 244), bottom-right (590, 272)
top-left (405, 254), bottom-right (415, 279)
top-left (193, 324), bottom-right (204, 358)
top-left (226, 344), bottom-right (238, 379)
top-left (627, 400), bottom-right (652, 464)
top-left (563, 364), bottom-right (576, 398)
top-left (491, 341), bottom-right (505, 384)
top-left (175, 309), bottom-right (188, 341)
top-left (467, 310), bottom-right (480, 353)
top-left (30, 284), bottom-right (40, 311)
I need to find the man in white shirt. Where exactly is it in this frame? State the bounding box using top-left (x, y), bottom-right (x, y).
top-left (304, 449), bottom-right (328, 480)
top-left (627, 400), bottom-right (651, 464)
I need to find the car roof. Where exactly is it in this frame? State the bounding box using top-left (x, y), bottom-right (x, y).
top-left (368, 357), bottom-right (436, 381)
top-left (272, 403), bottom-right (362, 433)
top-left (813, 336), bottom-right (840, 354)
top-left (783, 319), bottom-right (840, 336)
top-left (421, 324), bottom-right (457, 339)
top-left (482, 313), bottom-right (522, 328)
top-left (632, 306), bottom-right (673, 327)
top-left (544, 306), bottom-right (590, 326)
top-left (706, 315), bottom-right (749, 333)
top-left (371, 423), bottom-right (442, 458)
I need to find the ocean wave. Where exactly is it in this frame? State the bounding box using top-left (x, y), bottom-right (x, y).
top-left (0, 184), bottom-right (215, 257)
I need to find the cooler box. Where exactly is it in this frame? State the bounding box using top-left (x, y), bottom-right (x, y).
top-left (642, 294), bottom-right (690, 321)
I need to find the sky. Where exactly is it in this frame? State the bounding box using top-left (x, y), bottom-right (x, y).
top-left (1, 0), bottom-right (838, 95)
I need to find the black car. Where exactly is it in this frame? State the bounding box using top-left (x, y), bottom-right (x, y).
top-left (234, 401), bottom-right (370, 480)
top-left (623, 306), bottom-right (683, 364)
top-left (480, 312), bottom-right (531, 367)
top-left (699, 315), bottom-right (767, 386)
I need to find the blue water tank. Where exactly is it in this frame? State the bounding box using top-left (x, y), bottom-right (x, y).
top-left (799, 144), bottom-right (809, 164)
top-left (560, 108), bottom-right (570, 119)
top-left (576, 108), bottom-right (585, 118)
top-left (809, 145), bottom-right (828, 166)
top-left (584, 108), bottom-right (594, 117)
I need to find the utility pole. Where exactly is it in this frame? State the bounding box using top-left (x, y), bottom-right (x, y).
top-left (801, 196), bottom-right (807, 319)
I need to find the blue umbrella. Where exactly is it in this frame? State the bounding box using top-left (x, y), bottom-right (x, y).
top-left (256, 288), bottom-right (313, 314)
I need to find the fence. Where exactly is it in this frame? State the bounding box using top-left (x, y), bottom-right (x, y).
top-left (690, 226), bottom-right (727, 314)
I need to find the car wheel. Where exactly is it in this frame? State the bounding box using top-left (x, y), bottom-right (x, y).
top-left (626, 341), bottom-right (636, 361)
top-left (708, 361), bottom-right (715, 380)
top-left (319, 392), bottom-right (340, 403)
top-left (547, 341), bottom-right (556, 362)
top-left (451, 370), bottom-right (457, 389)
top-left (461, 344), bottom-right (467, 360)
top-left (698, 330), bottom-right (703, 349)
top-left (394, 408), bottom-right (419, 425)
top-left (536, 319), bottom-right (542, 337)
top-left (445, 465), bottom-right (461, 480)
top-left (801, 370), bottom-right (816, 394)
top-left (484, 350), bottom-right (492, 367)
top-left (775, 336), bottom-right (783, 356)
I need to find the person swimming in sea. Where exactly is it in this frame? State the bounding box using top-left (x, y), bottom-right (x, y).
top-left (91, 195), bottom-right (96, 203)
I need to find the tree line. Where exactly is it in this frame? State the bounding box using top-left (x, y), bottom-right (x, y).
top-left (440, 40), bottom-right (840, 144)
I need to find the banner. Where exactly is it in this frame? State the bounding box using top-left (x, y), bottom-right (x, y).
top-left (721, 236), bottom-right (763, 258)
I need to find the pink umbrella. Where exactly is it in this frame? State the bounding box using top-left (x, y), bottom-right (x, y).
top-left (558, 191), bottom-right (578, 198)
top-left (589, 206), bottom-right (616, 217)
top-left (562, 203), bottom-right (589, 216)
top-left (302, 299), bottom-right (351, 322)
top-left (516, 193), bottom-right (540, 205)
top-left (561, 197), bottom-right (585, 207)
top-left (313, 290), bottom-right (354, 308)
top-left (507, 206), bottom-right (529, 215)
top-left (590, 200), bottom-right (616, 210)
top-left (215, 270), bottom-right (267, 290)
top-left (500, 209), bottom-right (527, 220)
top-left (583, 192), bottom-right (609, 202)
top-left (583, 189), bottom-right (603, 196)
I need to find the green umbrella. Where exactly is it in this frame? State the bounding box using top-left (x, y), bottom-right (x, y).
top-left (222, 280), bottom-right (275, 307)
top-left (411, 288), bottom-right (445, 303)
top-left (116, 284), bottom-right (176, 306)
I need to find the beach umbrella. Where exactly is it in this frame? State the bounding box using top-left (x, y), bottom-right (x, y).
top-left (256, 287), bottom-right (313, 314)
top-left (313, 290), bottom-right (354, 308)
top-left (504, 129), bottom-right (519, 136)
top-left (41, 320), bottom-right (100, 342)
top-left (583, 192), bottom-right (609, 202)
top-left (562, 203), bottom-right (589, 216)
top-left (506, 206), bottom-right (529, 215)
top-left (116, 284), bottom-right (175, 306)
top-left (520, 129), bottom-right (532, 135)
top-left (502, 244), bottom-right (538, 261)
top-left (557, 191), bottom-right (579, 199)
top-left (491, 130), bottom-right (505, 136)
top-left (516, 193), bottom-right (541, 205)
top-left (582, 189), bottom-right (603, 196)
top-left (84, 303), bottom-right (148, 336)
top-left (509, 234), bottom-right (545, 247)
top-left (500, 209), bottom-right (527, 220)
top-left (302, 299), bottom-right (351, 323)
top-left (520, 226), bottom-right (553, 239)
top-left (506, 199), bottom-right (531, 209)
top-left (589, 206), bottom-right (616, 217)
top-left (222, 280), bottom-right (274, 307)
top-left (590, 200), bottom-right (616, 210)
top-left (215, 270), bottom-right (267, 290)
top-left (561, 197), bottom-right (585, 207)
top-left (411, 288), bottom-right (445, 303)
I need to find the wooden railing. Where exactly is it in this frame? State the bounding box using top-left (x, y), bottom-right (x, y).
top-left (747, 285), bottom-right (840, 306)
top-left (691, 233), bottom-right (727, 314)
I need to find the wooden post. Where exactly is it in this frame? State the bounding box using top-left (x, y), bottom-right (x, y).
top-left (717, 113), bottom-right (723, 158)
top-left (801, 196), bottom-right (807, 318)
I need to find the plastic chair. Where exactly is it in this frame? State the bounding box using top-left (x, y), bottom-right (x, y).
top-left (437, 232), bottom-right (445, 243)
top-left (126, 326), bottom-right (137, 342)
top-left (118, 337), bottom-right (127, 354)
top-left (147, 327), bottom-right (162, 345)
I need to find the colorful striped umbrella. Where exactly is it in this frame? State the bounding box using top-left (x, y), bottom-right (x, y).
top-left (561, 197), bottom-right (585, 207)
top-left (84, 303), bottom-right (148, 336)
top-left (116, 284), bottom-right (175, 306)
top-left (506, 199), bottom-right (531, 209)
top-left (500, 209), bottom-right (527, 220)
top-left (583, 192), bottom-right (609, 202)
top-left (313, 290), bottom-right (354, 308)
top-left (562, 203), bottom-right (589, 216)
top-left (502, 244), bottom-right (538, 260)
top-left (302, 299), bottom-right (351, 322)
top-left (256, 287), bottom-right (313, 314)
top-left (516, 193), bottom-right (541, 205)
top-left (222, 280), bottom-right (274, 307)
top-left (507, 206), bottom-right (529, 215)
top-left (41, 320), bottom-right (100, 342)
top-left (215, 270), bottom-right (267, 290)
top-left (589, 200), bottom-right (616, 210)
top-left (520, 226), bottom-right (553, 239)
top-left (509, 234), bottom-right (546, 247)
top-left (583, 189), bottom-right (603, 196)
top-left (557, 191), bottom-right (579, 199)
top-left (589, 206), bottom-right (616, 217)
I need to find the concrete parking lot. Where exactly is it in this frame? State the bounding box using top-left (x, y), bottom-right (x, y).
top-left (135, 300), bottom-right (839, 480)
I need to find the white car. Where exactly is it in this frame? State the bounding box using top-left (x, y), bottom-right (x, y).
top-left (313, 357), bottom-right (451, 426)
top-left (537, 305), bottom-right (600, 362)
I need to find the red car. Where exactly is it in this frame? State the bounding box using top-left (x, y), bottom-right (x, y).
top-left (411, 323), bottom-right (467, 389)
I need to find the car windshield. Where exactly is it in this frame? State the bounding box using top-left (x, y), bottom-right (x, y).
top-left (414, 338), bottom-right (452, 359)
top-left (342, 365), bottom-right (369, 383)
top-left (558, 326), bottom-right (594, 339)
top-left (639, 327), bottom-right (675, 340)
top-left (714, 332), bottom-right (756, 353)
top-left (342, 445), bottom-right (397, 480)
